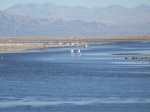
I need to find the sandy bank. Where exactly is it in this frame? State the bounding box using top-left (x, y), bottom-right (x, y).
top-left (0, 36), bottom-right (150, 41)
top-left (0, 36), bottom-right (150, 52)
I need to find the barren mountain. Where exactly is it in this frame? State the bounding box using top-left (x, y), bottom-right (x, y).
top-left (0, 3), bottom-right (150, 36)
top-left (0, 12), bottom-right (130, 36)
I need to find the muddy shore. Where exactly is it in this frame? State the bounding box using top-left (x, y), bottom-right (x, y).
top-left (0, 36), bottom-right (150, 52)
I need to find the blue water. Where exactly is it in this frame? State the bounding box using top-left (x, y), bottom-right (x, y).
top-left (0, 41), bottom-right (150, 112)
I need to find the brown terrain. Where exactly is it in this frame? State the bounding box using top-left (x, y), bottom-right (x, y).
top-left (0, 36), bottom-right (150, 52)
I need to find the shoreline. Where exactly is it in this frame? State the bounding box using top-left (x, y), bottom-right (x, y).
top-left (0, 42), bottom-right (106, 53)
top-left (0, 36), bottom-right (150, 52)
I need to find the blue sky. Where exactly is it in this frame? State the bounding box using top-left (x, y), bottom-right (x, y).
top-left (0, 0), bottom-right (150, 10)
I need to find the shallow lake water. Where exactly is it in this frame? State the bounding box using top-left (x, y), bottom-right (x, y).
top-left (0, 41), bottom-right (150, 112)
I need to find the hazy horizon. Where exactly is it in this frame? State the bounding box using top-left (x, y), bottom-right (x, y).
top-left (0, 0), bottom-right (150, 10)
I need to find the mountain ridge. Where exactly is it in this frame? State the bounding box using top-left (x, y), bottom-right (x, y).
top-left (0, 12), bottom-right (135, 37)
top-left (2, 3), bottom-right (150, 23)
top-left (0, 3), bottom-right (150, 36)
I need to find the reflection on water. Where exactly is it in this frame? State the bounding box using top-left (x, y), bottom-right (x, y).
top-left (1, 97), bottom-right (150, 108)
top-left (0, 41), bottom-right (150, 112)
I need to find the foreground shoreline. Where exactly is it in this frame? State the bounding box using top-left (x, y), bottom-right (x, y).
top-left (0, 36), bottom-right (150, 52)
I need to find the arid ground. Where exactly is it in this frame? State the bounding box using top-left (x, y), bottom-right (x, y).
top-left (0, 36), bottom-right (150, 52)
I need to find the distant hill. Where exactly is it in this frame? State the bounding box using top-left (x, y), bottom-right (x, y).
top-left (0, 12), bottom-right (130, 36)
top-left (0, 3), bottom-right (150, 36)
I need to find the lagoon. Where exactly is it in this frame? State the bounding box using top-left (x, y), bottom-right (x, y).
top-left (0, 41), bottom-right (150, 112)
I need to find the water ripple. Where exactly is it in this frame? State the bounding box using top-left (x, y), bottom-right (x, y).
top-left (0, 97), bottom-right (150, 108)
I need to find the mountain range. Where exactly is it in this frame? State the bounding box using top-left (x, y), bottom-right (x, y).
top-left (0, 3), bottom-right (150, 37)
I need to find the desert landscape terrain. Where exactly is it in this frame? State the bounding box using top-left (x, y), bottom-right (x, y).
top-left (0, 36), bottom-right (150, 52)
